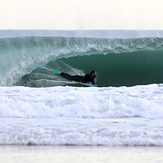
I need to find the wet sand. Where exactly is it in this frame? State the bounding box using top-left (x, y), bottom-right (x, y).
top-left (0, 146), bottom-right (163, 163)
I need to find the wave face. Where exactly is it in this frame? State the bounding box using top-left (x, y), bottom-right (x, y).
top-left (1, 32), bottom-right (163, 87)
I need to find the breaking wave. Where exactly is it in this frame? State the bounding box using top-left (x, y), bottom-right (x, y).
top-left (0, 34), bottom-right (163, 87)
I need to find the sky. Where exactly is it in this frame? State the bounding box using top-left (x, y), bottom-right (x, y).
top-left (0, 0), bottom-right (163, 30)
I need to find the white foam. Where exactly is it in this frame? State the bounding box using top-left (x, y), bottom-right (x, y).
top-left (1, 84), bottom-right (163, 146)
top-left (0, 84), bottom-right (163, 119)
top-left (0, 117), bottom-right (163, 146)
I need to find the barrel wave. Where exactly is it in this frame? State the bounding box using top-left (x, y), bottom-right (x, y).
top-left (1, 36), bottom-right (163, 87)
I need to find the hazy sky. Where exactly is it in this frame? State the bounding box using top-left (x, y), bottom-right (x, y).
top-left (0, 0), bottom-right (163, 30)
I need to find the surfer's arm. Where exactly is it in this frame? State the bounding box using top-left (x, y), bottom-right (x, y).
top-left (90, 78), bottom-right (95, 85)
top-left (90, 78), bottom-right (98, 86)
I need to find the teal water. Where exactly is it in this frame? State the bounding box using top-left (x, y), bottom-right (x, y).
top-left (59, 51), bottom-right (163, 86)
top-left (0, 36), bottom-right (163, 87)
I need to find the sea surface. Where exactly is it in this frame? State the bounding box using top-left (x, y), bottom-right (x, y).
top-left (0, 30), bottom-right (163, 162)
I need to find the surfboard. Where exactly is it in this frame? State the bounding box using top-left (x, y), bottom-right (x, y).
top-left (71, 80), bottom-right (96, 87)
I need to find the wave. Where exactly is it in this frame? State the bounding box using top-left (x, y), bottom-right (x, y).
top-left (0, 36), bottom-right (163, 87)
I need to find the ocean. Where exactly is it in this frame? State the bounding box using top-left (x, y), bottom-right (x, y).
top-left (1, 30), bottom-right (163, 162)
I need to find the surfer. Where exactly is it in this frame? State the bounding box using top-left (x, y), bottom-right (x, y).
top-left (54, 70), bottom-right (97, 86)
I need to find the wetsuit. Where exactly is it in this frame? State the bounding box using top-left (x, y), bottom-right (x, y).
top-left (60, 72), bottom-right (96, 85)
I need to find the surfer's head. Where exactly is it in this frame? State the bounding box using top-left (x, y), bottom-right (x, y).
top-left (90, 70), bottom-right (97, 77)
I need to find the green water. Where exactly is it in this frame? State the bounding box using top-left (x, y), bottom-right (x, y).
top-left (18, 50), bottom-right (163, 87)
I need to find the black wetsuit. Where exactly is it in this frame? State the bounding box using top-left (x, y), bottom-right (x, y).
top-left (60, 72), bottom-right (96, 85)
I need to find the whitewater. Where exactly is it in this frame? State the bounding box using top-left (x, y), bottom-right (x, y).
top-left (0, 30), bottom-right (163, 147)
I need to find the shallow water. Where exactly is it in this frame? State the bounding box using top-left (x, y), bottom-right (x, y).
top-left (0, 117), bottom-right (162, 146)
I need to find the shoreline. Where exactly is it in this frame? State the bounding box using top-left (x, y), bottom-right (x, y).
top-left (0, 146), bottom-right (163, 163)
